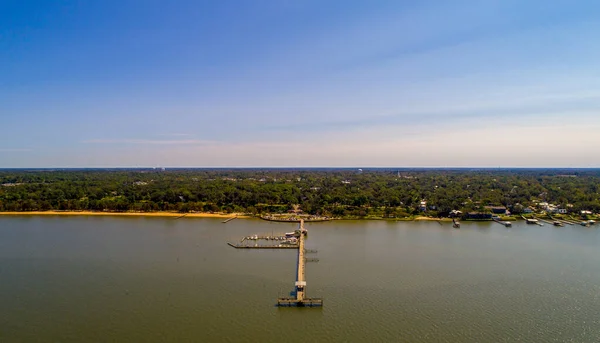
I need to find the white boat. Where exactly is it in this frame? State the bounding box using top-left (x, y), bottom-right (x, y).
top-left (281, 238), bottom-right (298, 245)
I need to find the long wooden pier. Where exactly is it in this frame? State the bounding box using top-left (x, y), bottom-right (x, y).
top-left (522, 216), bottom-right (543, 226)
top-left (277, 220), bottom-right (322, 307)
top-left (548, 215), bottom-right (573, 226)
top-left (492, 217), bottom-right (512, 227)
top-left (222, 216), bottom-right (237, 223)
top-left (532, 216), bottom-right (555, 225)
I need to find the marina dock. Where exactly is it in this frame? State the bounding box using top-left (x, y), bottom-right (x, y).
top-left (227, 242), bottom-right (298, 249)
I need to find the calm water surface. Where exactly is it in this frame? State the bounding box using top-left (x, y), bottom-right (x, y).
top-left (1, 216), bottom-right (600, 342)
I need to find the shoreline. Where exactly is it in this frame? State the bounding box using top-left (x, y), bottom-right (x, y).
top-left (2, 212), bottom-right (574, 223)
top-left (0, 211), bottom-right (458, 222)
top-left (0, 211), bottom-right (252, 219)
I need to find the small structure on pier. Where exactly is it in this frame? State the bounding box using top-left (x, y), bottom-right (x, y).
top-left (522, 216), bottom-right (542, 226)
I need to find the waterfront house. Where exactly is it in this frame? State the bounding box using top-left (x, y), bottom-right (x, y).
top-left (467, 212), bottom-right (493, 220)
top-left (485, 206), bottom-right (507, 215)
top-left (449, 210), bottom-right (463, 217)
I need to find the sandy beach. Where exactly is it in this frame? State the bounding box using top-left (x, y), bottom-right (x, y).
top-left (0, 212), bottom-right (458, 222)
top-left (414, 216), bottom-right (453, 222)
top-left (0, 211), bottom-right (252, 219)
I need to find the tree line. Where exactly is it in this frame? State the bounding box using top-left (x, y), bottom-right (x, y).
top-left (1, 168), bottom-right (599, 218)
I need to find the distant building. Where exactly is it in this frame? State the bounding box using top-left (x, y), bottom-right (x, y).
top-left (485, 206), bottom-right (507, 214)
top-left (557, 209), bottom-right (568, 214)
top-left (419, 201), bottom-right (427, 211)
top-left (467, 212), bottom-right (493, 220)
top-left (523, 207), bottom-right (534, 214)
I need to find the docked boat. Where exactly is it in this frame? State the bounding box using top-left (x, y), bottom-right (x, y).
top-left (525, 218), bottom-right (538, 224)
top-left (280, 237), bottom-right (298, 245)
top-left (553, 221), bottom-right (564, 227)
top-left (504, 221), bottom-right (512, 227)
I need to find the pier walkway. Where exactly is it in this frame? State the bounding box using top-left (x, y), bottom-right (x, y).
top-left (222, 216), bottom-right (237, 223)
top-left (492, 217), bottom-right (512, 227)
top-left (277, 220), bottom-right (322, 307)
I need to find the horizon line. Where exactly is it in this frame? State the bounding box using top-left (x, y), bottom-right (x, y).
top-left (1, 166), bottom-right (600, 170)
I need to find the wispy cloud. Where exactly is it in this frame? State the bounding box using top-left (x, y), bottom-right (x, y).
top-left (157, 133), bottom-right (193, 137)
top-left (0, 148), bottom-right (31, 152)
top-left (82, 139), bottom-right (213, 145)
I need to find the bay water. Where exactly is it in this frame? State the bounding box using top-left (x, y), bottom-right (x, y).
top-left (1, 216), bottom-right (600, 342)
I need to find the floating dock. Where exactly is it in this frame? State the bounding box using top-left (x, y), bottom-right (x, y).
top-left (241, 235), bottom-right (288, 242)
top-left (259, 215), bottom-right (332, 223)
top-left (227, 242), bottom-right (298, 249)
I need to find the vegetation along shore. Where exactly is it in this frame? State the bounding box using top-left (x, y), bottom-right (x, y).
top-left (0, 168), bottom-right (599, 221)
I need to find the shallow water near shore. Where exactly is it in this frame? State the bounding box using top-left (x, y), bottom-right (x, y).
top-left (1, 216), bottom-right (600, 342)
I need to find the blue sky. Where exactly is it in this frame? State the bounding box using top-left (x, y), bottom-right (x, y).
top-left (2, 0), bottom-right (600, 167)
